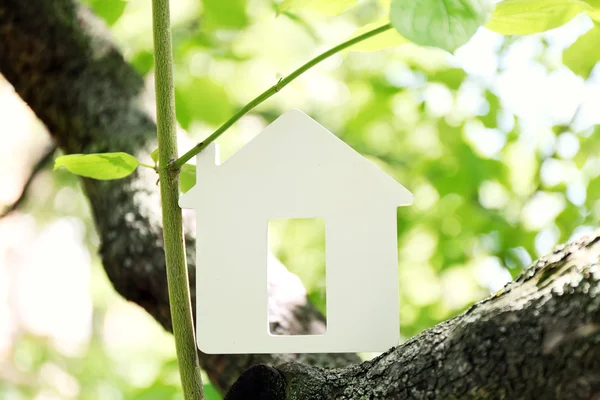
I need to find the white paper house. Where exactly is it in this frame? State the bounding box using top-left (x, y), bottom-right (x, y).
top-left (179, 109), bottom-right (413, 354)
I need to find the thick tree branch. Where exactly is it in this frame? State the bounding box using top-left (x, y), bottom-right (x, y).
top-left (0, 0), bottom-right (359, 393)
top-left (229, 230), bottom-right (600, 399)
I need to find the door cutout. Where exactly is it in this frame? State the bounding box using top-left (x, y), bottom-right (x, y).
top-left (268, 218), bottom-right (326, 335)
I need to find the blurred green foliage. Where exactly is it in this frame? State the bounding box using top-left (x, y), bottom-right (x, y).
top-left (278, 0), bottom-right (358, 15)
top-left (81, 0), bottom-right (128, 26)
top-left (3, 0), bottom-right (600, 399)
top-left (487, 0), bottom-right (592, 35)
top-left (269, 218), bottom-right (327, 316)
top-left (564, 22), bottom-right (600, 78)
top-left (202, 0), bottom-right (248, 29)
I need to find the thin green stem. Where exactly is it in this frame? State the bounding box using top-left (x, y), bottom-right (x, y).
top-left (138, 162), bottom-right (156, 169)
top-left (172, 23), bottom-right (393, 169)
top-left (151, 0), bottom-right (204, 399)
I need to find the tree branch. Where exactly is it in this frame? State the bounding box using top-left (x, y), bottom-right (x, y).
top-left (0, 0), bottom-right (359, 394)
top-left (172, 23), bottom-right (393, 169)
top-left (0, 144), bottom-right (57, 218)
top-left (228, 230), bottom-right (600, 399)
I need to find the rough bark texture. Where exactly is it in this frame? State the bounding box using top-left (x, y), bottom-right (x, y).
top-left (0, 0), bottom-right (359, 394)
top-left (237, 231), bottom-right (599, 400)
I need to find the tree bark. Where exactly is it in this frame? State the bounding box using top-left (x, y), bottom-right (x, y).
top-left (0, 0), bottom-right (359, 393)
top-left (226, 231), bottom-right (600, 399)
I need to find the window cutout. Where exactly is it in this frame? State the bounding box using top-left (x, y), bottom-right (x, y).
top-left (268, 218), bottom-right (326, 335)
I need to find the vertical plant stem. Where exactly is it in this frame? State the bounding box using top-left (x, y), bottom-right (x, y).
top-left (151, 0), bottom-right (204, 398)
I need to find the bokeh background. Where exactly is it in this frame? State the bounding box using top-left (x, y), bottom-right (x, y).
top-left (1, 0), bottom-right (600, 398)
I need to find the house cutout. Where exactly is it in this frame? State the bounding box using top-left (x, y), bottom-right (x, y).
top-left (179, 109), bottom-right (413, 354)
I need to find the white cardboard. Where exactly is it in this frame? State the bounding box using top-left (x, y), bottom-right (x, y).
top-left (179, 109), bottom-right (413, 354)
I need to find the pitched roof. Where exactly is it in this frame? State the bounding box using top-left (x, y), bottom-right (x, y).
top-left (182, 109), bottom-right (413, 207)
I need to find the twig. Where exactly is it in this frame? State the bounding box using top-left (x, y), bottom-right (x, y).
top-left (0, 145), bottom-right (57, 218)
top-left (172, 23), bottom-right (393, 169)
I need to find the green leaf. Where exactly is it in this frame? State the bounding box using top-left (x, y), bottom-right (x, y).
top-left (180, 164), bottom-right (196, 193)
top-left (579, 0), bottom-right (600, 21)
top-left (151, 148), bottom-right (159, 164)
top-left (582, 0), bottom-right (600, 10)
top-left (390, 0), bottom-right (495, 52)
top-left (202, 0), bottom-right (248, 29)
top-left (54, 153), bottom-right (139, 180)
top-left (486, 0), bottom-right (589, 35)
top-left (84, 0), bottom-right (127, 26)
top-left (348, 21), bottom-right (409, 51)
top-left (278, 0), bottom-right (358, 15)
top-left (175, 77), bottom-right (233, 129)
top-left (563, 23), bottom-right (600, 78)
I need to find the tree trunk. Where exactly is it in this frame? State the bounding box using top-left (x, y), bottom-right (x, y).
top-left (1, 1), bottom-right (599, 399)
